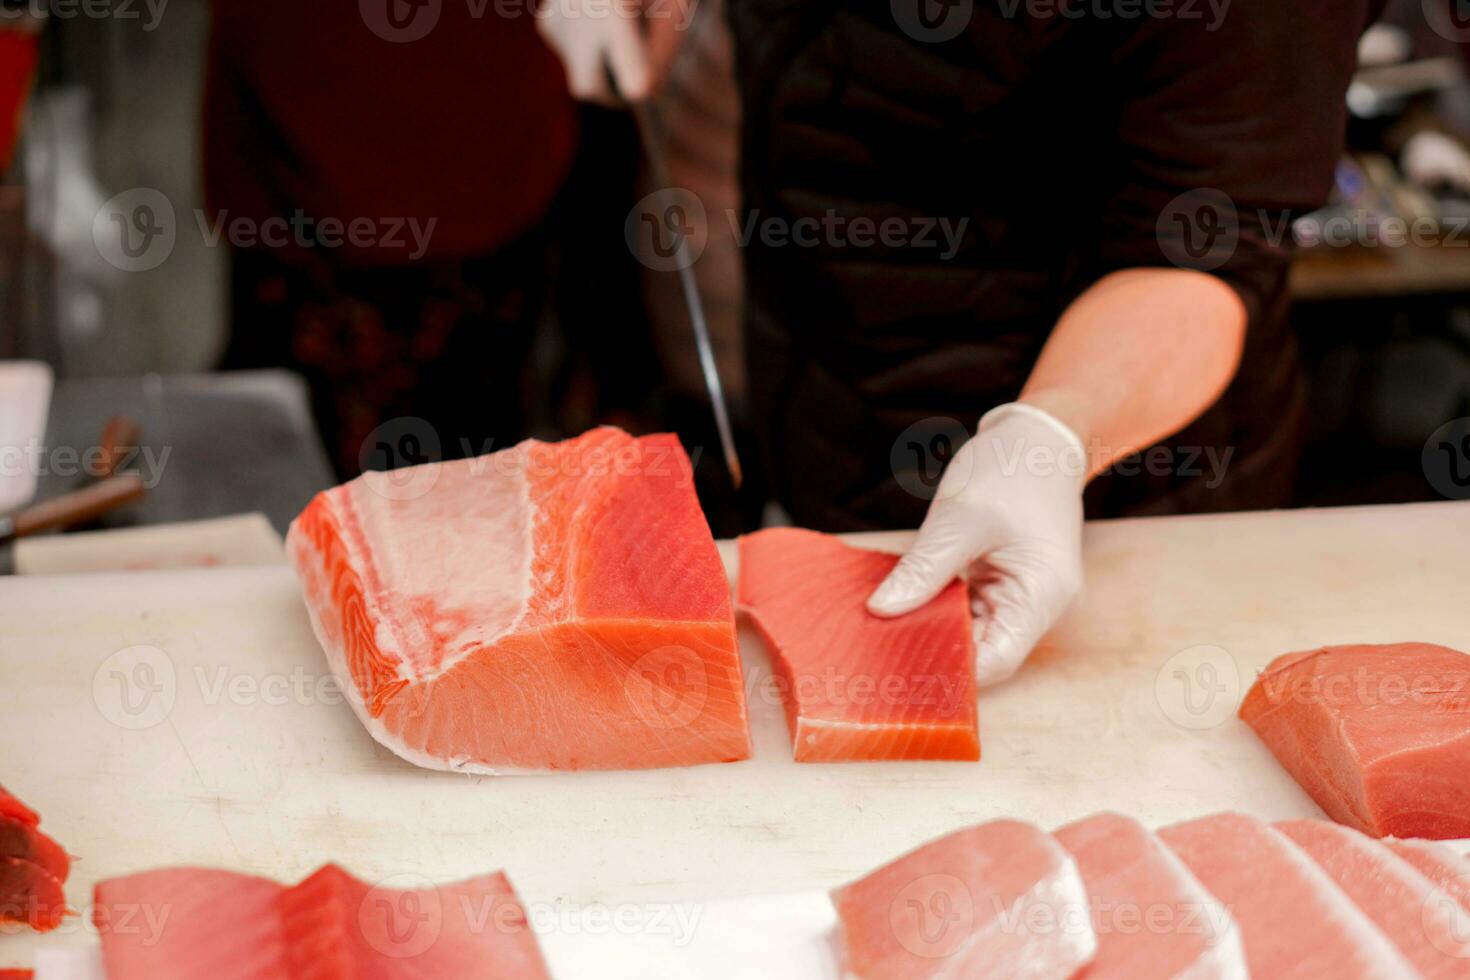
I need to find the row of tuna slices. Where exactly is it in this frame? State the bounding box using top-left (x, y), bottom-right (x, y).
top-left (832, 811), bottom-right (1470, 979)
top-left (0, 785), bottom-right (70, 933)
top-left (92, 863), bottom-right (551, 979)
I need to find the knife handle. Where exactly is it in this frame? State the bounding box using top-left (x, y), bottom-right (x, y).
top-left (7, 474), bottom-right (147, 541)
top-left (97, 415), bottom-right (141, 478)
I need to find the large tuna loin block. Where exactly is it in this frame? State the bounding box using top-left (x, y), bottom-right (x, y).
top-left (287, 427), bottom-right (751, 772)
top-left (737, 528), bottom-right (978, 762)
top-left (1240, 642), bottom-right (1470, 839)
top-left (832, 819), bottom-right (1097, 979)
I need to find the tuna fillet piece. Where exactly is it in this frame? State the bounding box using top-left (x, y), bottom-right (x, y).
top-left (1158, 813), bottom-right (1415, 979)
top-left (832, 819), bottom-right (1097, 979)
top-left (737, 528), bottom-right (978, 762)
top-left (0, 857), bottom-right (66, 932)
top-left (288, 427), bottom-right (751, 772)
top-left (0, 788), bottom-right (37, 828)
top-left (1278, 819), bottom-right (1470, 977)
top-left (1239, 642), bottom-right (1470, 839)
top-left (280, 864), bottom-right (551, 979)
top-left (1387, 839), bottom-right (1470, 915)
top-left (95, 868), bottom-right (289, 979)
top-left (0, 818), bottom-right (68, 882)
top-left (95, 864), bottom-right (550, 979)
top-left (0, 785), bottom-right (68, 933)
top-left (1054, 813), bottom-right (1246, 980)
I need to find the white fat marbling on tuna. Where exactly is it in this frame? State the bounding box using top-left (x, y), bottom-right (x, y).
top-left (348, 450), bottom-right (535, 682)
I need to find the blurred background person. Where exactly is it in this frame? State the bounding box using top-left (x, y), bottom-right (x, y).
top-left (205, 0), bottom-right (663, 476)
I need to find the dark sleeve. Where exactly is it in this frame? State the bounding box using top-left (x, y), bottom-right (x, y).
top-left (1093, 0), bottom-right (1383, 325)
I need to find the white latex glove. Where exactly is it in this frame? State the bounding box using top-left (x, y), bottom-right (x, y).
top-left (1402, 131), bottom-right (1470, 196)
top-left (868, 404), bottom-right (1087, 688)
top-left (536, 0), bottom-right (692, 105)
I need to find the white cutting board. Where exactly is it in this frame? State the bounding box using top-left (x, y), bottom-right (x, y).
top-left (2, 501), bottom-right (1469, 969)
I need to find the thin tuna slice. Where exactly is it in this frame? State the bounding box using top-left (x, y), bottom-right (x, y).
top-left (0, 857), bottom-right (66, 932)
top-left (287, 427), bottom-right (751, 773)
top-left (1279, 819), bottom-right (1470, 977)
top-left (832, 818), bottom-right (1097, 979)
top-left (1054, 812), bottom-right (1246, 980)
top-left (96, 864), bottom-right (551, 979)
top-left (1239, 642), bottom-right (1470, 839)
top-left (1387, 839), bottom-right (1470, 915)
top-left (0, 818), bottom-right (68, 882)
top-left (279, 864), bottom-right (552, 979)
top-left (1158, 813), bottom-right (1416, 979)
top-left (737, 528), bottom-right (978, 762)
top-left (0, 971), bottom-right (32, 979)
top-left (95, 868), bottom-right (289, 979)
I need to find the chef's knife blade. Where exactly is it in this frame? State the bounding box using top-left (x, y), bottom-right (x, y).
top-left (608, 58), bottom-right (744, 489)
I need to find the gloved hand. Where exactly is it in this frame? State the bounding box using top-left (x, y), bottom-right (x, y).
top-left (536, 0), bottom-right (692, 105)
top-left (1401, 131), bottom-right (1470, 197)
top-left (868, 403), bottom-right (1088, 688)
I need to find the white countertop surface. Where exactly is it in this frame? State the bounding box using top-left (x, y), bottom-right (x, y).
top-left (2, 500), bottom-right (1468, 971)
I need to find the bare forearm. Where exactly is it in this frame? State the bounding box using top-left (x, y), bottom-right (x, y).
top-left (1019, 268), bottom-right (1247, 478)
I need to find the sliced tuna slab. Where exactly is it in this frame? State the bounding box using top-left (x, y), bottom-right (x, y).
top-left (1387, 839), bottom-right (1470, 915)
top-left (1279, 819), bottom-right (1470, 977)
top-left (96, 868), bottom-right (288, 979)
top-left (832, 819), bottom-right (1097, 979)
top-left (95, 864), bottom-right (551, 979)
top-left (737, 528), bottom-right (978, 762)
top-left (1158, 813), bottom-right (1415, 979)
top-left (0, 856), bottom-right (66, 932)
top-left (280, 864), bottom-right (551, 979)
top-left (0, 787), bottom-right (68, 933)
top-left (0, 818), bottom-right (68, 882)
top-left (1239, 642), bottom-right (1470, 839)
top-left (288, 427), bottom-right (751, 772)
top-left (1054, 812), bottom-right (1245, 980)
top-left (0, 788), bottom-right (37, 828)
